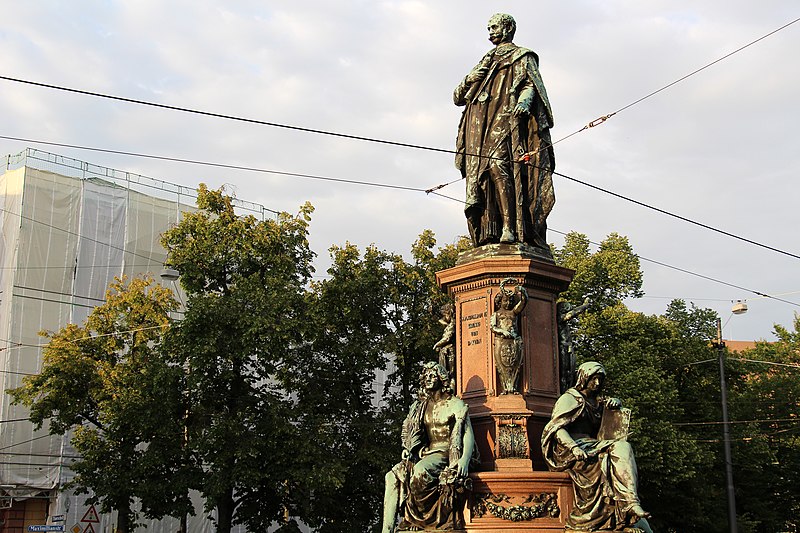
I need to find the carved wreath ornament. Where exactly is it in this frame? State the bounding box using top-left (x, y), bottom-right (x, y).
top-left (472, 492), bottom-right (560, 521)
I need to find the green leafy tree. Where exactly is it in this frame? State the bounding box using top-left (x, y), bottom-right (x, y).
top-left (287, 233), bottom-right (469, 532)
top-left (552, 234), bottom-right (734, 530)
top-left (287, 243), bottom-right (395, 532)
top-left (161, 185), bottom-right (318, 533)
top-left (8, 276), bottom-right (193, 533)
top-left (383, 231), bottom-right (470, 411)
top-left (725, 316), bottom-right (800, 532)
top-left (576, 300), bottom-right (725, 531)
top-left (553, 231), bottom-right (644, 309)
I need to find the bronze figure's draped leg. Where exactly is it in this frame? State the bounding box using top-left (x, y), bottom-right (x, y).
top-left (490, 280), bottom-right (528, 394)
top-left (454, 13), bottom-right (555, 252)
top-left (542, 362), bottom-right (652, 532)
top-left (382, 363), bottom-right (478, 533)
top-left (493, 334), bottom-right (523, 394)
top-left (434, 304), bottom-right (457, 384)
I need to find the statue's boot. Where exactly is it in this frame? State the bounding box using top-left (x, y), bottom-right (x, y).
top-left (627, 504), bottom-right (651, 523)
top-left (500, 225), bottom-right (515, 243)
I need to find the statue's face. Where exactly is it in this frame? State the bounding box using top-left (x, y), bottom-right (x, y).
top-left (586, 374), bottom-right (604, 394)
top-left (488, 17), bottom-right (511, 45)
top-left (422, 368), bottom-right (442, 392)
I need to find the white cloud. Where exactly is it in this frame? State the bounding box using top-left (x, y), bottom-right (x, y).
top-left (0, 0), bottom-right (797, 340)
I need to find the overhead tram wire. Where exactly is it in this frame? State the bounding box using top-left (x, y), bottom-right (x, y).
top-left (5, 133), bottom-right (799, 263)
top-left (546, 227), bottom-right (800, 309)
top-left (541, 15), bottom-right (800, 148)
top-left (1, 139), bottom-right (797, 309)
top-left (0, 135), bottom-right (428, 195)
top-left (2, 14), bottom-right (799, 258)
top-left (0, 77), bottom-right (454, 157)
top-left (3, 15), bottom-right (797, 261)
top-left (0, 205), bottom-right (167, 267)
top-left (2, 16), bottom-right (797, 163)
top-left (544, 165), bottom-right (800, 262)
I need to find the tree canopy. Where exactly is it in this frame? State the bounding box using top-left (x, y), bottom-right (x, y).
top-left (9, 276), bottom-right (192, 533)
top-left (12, 197), bottom-right (800, 533)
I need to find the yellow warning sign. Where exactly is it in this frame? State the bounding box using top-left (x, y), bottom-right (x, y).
top-left (80, 505), bottom-right (99, 523)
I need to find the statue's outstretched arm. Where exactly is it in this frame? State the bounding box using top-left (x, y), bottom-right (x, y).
top-left (457, 412), bottom-right (475, 477)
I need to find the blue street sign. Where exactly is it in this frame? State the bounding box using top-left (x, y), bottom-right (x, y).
top-left (28, 526), bottom-right (65, 532)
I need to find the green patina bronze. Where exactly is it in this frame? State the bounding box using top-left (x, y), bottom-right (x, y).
top-left (454, 13), bottom-right (555, 255)
top-left (542, 362), bottom-right (654, 532)
top-left (382, 362), bottom-right (478, 532)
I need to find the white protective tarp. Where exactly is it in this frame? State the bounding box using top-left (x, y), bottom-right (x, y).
top-left (0, 167), bottom-right (81, 493)
top-left (0, 164), bottom-right (275, 531)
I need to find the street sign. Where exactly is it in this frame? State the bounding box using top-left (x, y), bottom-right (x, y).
top-left (80, 506), bottom-right (99, 523)
top-left (28, 526), bottom-right (65, 532)
top-left (51, 515), bottom-right (65, 522)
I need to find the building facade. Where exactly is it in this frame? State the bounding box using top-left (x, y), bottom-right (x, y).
top-left (0, 149), bottom-right (270, 532)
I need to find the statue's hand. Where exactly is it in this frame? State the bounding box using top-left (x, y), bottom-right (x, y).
top-left (571, 447), bottom-right (588, 461)
top-left (402, 449), bottom-right (411, 461)
top-left (457, 456), bottom-right (470, 478)
top-left (605, 397), bottom-right (622, 409)
top-left (466, 67), bottom-right (488, 84)
top-left (513, 101), bottom-right (531, 117)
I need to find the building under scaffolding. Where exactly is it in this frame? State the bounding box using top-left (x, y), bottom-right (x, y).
top-left (0, 148), bottom-right (270, 532)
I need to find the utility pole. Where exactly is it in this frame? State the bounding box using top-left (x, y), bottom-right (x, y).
top-left (713, 317), bottom-right (738, 533)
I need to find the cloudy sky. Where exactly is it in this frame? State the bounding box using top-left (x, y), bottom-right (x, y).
top-left (1, 1), bottom-right (797, 341)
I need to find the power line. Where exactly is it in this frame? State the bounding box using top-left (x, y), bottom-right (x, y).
top-left (545, 165), bottom-right (800, 262)
top-left (730, 357), bottom-right (800, 370)
top-left (3, 15), bottom-right (797, 165)
top-left (15, 285), bottom-right (106, 304)
top-left (0, 433), bottom-right (55, 451)
top-left (433, 16), bottom-right (800, 177)
top-left (547, 228), bottom-right (800, 309)
top-left (673, 417), bottom-right (800, 427)
top-left (609, 16), bottom-right (800, 118)
top-left (0, 77), bottom-right (454, 156)
top-left (2, 160), bottom-right (796, 312)
top-left (0, 205), bottom-right (166, 266)
top-left (0, 16), bottom-right (796, 263)
top-left (0, 135), bottom-right (428, 194)
top-left (0, 263), bottom-right (158, 271)
top-left (7, 133), bottom-right (800, 273)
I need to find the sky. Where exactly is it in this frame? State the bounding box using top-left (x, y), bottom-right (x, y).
top-left (0, 1), bottom-right (798, 342)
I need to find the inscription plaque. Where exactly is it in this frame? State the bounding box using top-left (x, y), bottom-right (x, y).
top-left (459, 295), bottom-right (490, 397)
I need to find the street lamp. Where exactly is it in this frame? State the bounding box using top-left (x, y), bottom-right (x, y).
top-left (712, 301), bottom-right (748, 533)
top-left (160, 268), bottom-right (185, 311)
top-left (160, 268), bottom-right (180, 282)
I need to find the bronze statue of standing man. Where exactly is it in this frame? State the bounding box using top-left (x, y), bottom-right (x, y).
top-left (454, 13), bottom-right (555, 254)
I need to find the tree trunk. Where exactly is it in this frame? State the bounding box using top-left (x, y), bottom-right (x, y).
top-left (116, 506), bottom-right (132, 533)
top-left (216, 489), bottom-right (236, 533)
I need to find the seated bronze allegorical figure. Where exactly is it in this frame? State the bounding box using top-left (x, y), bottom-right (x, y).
top-left (382, 362), bottom-right (478, 532)
top-left (541, 362), bottom-right (653, 532)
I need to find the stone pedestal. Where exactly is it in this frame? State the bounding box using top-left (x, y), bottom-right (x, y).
top-left (436, 250), bottom-right (575, 532)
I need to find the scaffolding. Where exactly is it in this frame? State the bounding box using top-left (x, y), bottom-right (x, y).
top-left (0, 149), bottom-right (269, 531)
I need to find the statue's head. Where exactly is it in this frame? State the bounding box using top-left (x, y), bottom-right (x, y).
top-left (574, 361), bottom-right (606, 392)
top-left (488, 13), bottom-right (516, 45)
top-left (420, 361), bottom-right (452, 395)
top-left (440, 302), bottom-right (455, 321)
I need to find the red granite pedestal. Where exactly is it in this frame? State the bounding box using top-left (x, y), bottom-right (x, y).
top-left (436, 250), bottom-right (575, 532)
